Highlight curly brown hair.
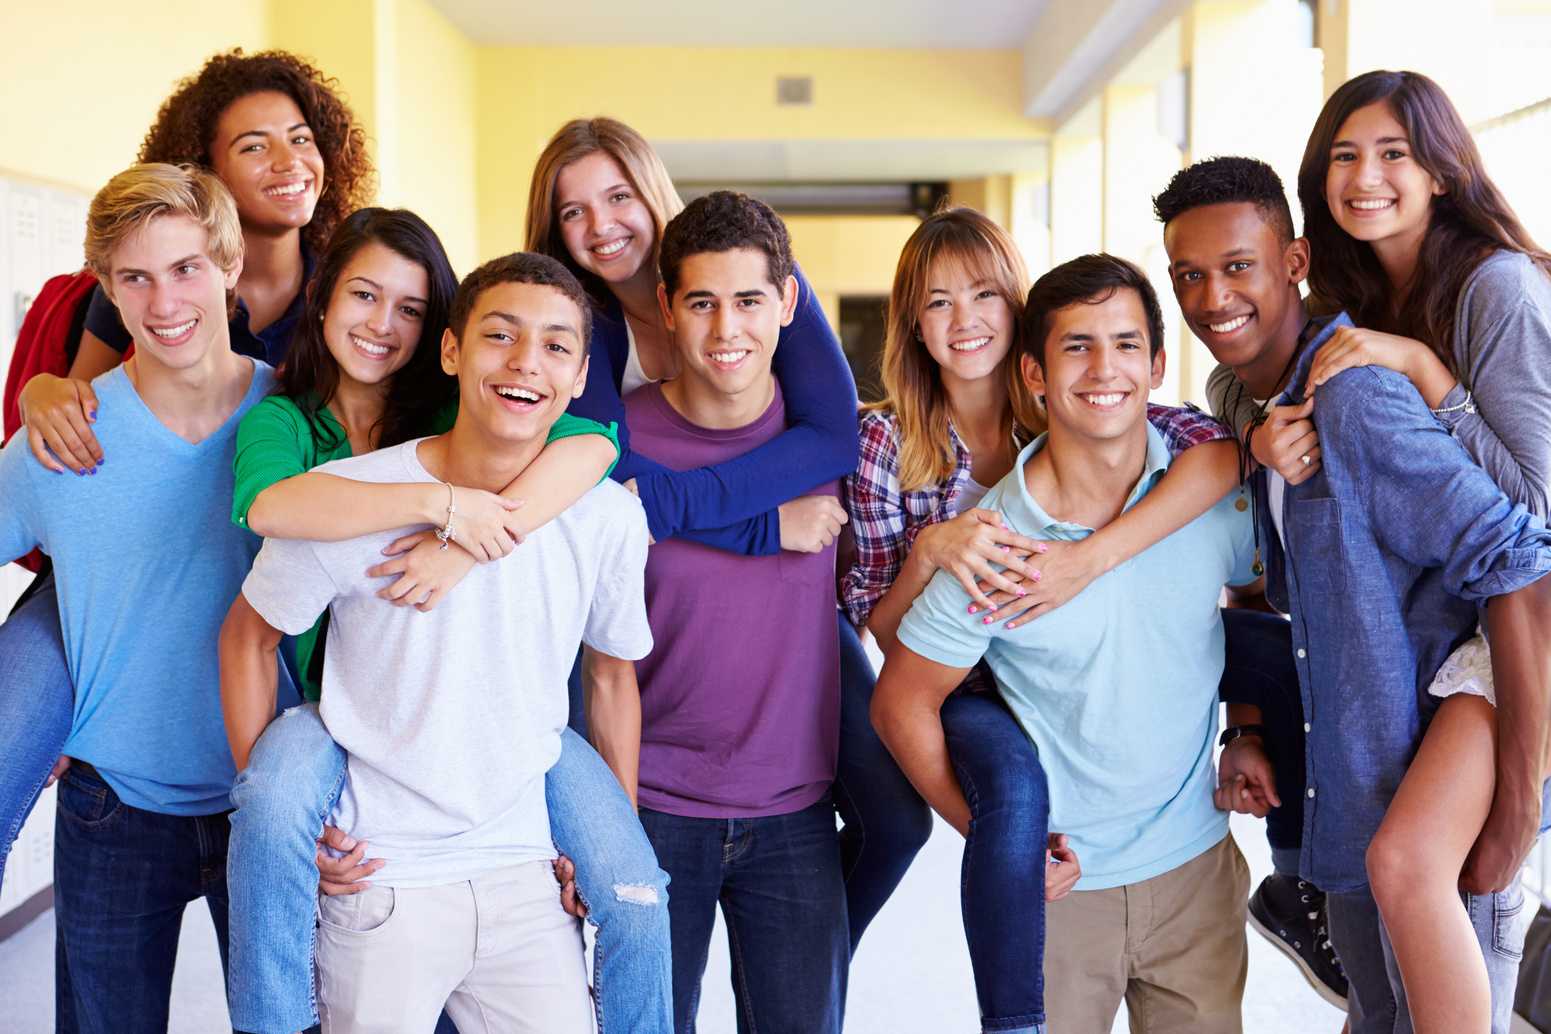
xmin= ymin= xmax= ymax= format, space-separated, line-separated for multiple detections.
xmin=138 ymin=48 xmax=375 ymax=254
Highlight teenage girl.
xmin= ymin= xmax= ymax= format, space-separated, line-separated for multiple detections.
xmin=0 ymin=48 xmax=372 ymax=889
xmin=848 ymin=206 xmax=1244 ymax=1031
xmin=523 ymin=117 xmax=929 ymax=947
xmin=221 ymin=207 xmax=671 ymax=1034
xmin=1294 ymin=70 xmax=1551 ymax=1034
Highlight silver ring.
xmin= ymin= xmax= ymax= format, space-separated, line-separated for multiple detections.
xmin=1301 ymin=454 xmax=1312 ymax=466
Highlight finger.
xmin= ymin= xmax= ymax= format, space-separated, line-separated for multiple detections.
xmin=27 ymin=426 xmax=66 ymax=474
xmin=1003 ymin=599 xmax=1054 ymax=629
xmin=981 ymin=590 xmax=1040 ymax=627
xmin=953 ymin=568 xmax=998 ymax=612
xmin=42 ymin=425 xmax=91 ymax=475
xmin=969 ymin=558 xmax=1027 ymax=599
xmin=367 ymin=557 xmax=408 ymax=580
xmin=318 ymin=826 xmax=359 ymax=852
xmin=501 ymin=497 xmax=525 ymax=511
xmin=62 ymin=406 xmax=104 ymax=466
xmin=415 ymin=586 xmax=449 ymax=613
xmin=380 ymin=535 xmax=421 ymax=557
xmin=377 ymin=572 xmax=421 ymax=602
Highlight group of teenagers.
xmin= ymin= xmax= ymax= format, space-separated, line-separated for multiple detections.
xmin=2 ymin=45 xmax=1551 ymax=1034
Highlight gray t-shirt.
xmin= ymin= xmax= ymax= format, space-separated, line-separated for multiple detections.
xmin=241 ymin=438 xmax=653 ymax=888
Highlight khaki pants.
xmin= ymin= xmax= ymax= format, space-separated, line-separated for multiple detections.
xmin=1043 ymin=833 xmax=1250 ymax=1034
xmin=315 ymin=860 xmax=591 ymax=1034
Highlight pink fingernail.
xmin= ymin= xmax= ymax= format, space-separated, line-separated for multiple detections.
xmin=1032 ymin=572 xmax=1041 ymax=581
xmin=967 ymin=605 xmax=977 ymax=614
xmin=1038 ymin=543 xmax=1048 ymax=552
xmin=982 ymin=615 xmax=994 ymax=625
xmin=1001 ymin=545 xmax=1010 ymax=552
xmin=1016 ymin=588 xmax=1026 ymax=597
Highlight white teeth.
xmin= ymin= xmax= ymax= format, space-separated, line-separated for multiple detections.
xmin=1351 ymin=199 xmax=1394 ymax=210
xmin=264 ymin=181 xmax=308 ymax=197
xmin=710 ymin=350 xmax=749 ymax=363
xmin=950 ymin=337 xmax=991 ymax=351
xmin=1209 ymin=316 xmax=1249 ymax=333
xmin=1083 ymin=393 xmax=1125 ymax=407
xmin=594 ymin=239 xmax=628 ymax=256
xmin=152 ymin=320 xmax=195 ymax=338
xmin=496 ymin=386 xmax=541 ymax=402
xmin=352 ymin=335 xmax=390 ymax=357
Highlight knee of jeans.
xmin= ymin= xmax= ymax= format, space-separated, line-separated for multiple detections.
xmin=967 ymin=753 xmax=1049 ymax=822
xmin=581 ymin=864 xmax=671 ymax=928
xmin=230 ymin=709 xmax=344 ymax=834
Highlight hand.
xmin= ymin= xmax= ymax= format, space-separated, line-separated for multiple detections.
xmin=971 ymin=539 xmax=1092 ymax=629
xmin=1304 ymin=326 xmax=1434 ymax=397
xmin=1253 ymin=400 xmax=1321 ymax=485
xmin=553 ymin=854 xmax=588 ymax=918
xmin=779 ymin=494 xmax=848 ymax=553
xmin=19 ymin=373 xmax=102 ymax=474
xmin=43 ymin=755 xmax=70 ymax=788
xmin=316 ymin=825 xmax=385 ymax=896
xmin=914 ymin=509 xmax=1048 ymax=612
xmin=1461 ymin=787 xmax=1541 ymax=895
xmin=1045 ymin=833 xmax=1081 ymax=901
xmin=369 ymin=529 xmax=478 ymax=611
xmin=445 ymin=488 xmax=527 ymax=562
xmin=1213 ymin=736 xmax=1281 ymax=817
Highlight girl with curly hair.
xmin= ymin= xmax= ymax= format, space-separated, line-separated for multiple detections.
xmin=17 ymin=47 xmax=374 ymax=475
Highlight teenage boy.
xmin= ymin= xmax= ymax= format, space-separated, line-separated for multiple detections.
xmin=624 ymin=190 xmax=848 ymax=1034
xmin=1157 ymin=155 xmax=1551 ymax=1034
xmin=220 ymin=252 xmax=652 ymax=1033
xmin=874 ymin=254 xmax=1261 ymax=1034
xmin=0 ymin=163 xmax=289 ymax=1032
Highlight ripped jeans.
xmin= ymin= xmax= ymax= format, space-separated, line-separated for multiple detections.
xmin=226 ymin=703 xmax=672 ymax=1034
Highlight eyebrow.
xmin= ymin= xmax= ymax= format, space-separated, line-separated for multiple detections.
xmin=115 ymin=253 xmax=205 ymax=277
xmin=557 ymin=182 xmax=633 ymax=209
xmin=681 ymin=287 xmax=771 ymax=300
xmin=928 ymin=279 xmax=992 ymax=293
xmin=1332 ymin=135 xmax=1409 ymax=148
xmin=347 ymin=276 xmax=428 ymax=306
xmin=483 ymin=310 xmax=576 ymax=336
xmin=1060 ymin=328 xmax=1143 ymax=342
xmin=230 ymin=123 xmax=309 ymax=145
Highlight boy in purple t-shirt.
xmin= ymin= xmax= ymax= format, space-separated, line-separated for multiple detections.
xmin=622 ymin=191 xmax=848 ymax=1034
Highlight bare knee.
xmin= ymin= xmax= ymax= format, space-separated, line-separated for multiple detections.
xmin=1367 ymin=824 xmax=1422 ymax=912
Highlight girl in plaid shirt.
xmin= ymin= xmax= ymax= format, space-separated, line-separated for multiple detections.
xmin=843 ymin=207 xmax=1239 ymax=1033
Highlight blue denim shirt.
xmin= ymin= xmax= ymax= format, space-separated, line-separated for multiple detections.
xmin=1276 ymin=314 xmax=1551 ymax=892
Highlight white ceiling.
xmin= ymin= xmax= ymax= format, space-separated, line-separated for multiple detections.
xmin=654 ymin=138 xmax=1050 ymax=182
xmin=427 ymin=0 xmax=1050 ymax=49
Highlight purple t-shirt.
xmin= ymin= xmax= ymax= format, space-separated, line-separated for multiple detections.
xmin=624 ymin=382 xmax=841 ymax=818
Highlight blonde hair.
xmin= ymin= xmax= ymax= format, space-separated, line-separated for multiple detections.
xmin=524 ymin=117 xmax=684 ymax=295
xmin=85 ymin=163 xmax=242 ymax=281
xmin=870 ymin=206 xmax=1043 ymax=490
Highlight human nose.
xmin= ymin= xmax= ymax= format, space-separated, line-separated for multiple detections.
xmin=1353 ymin=151 xmax=1384 ymax=188
xmin=366 ymin=298 xmax=393 ymax=336
xmin=147 ymin=278 xmax=180 ymax=318
xmin=1205 ymin=273 xmax=1233 ymax=313
xmin=507 ymin=336 xmax=542 ymax=373
xmin=711 ymin=303 xmax=738 ymax=342
xmin=271 ymin=137 xmax=301 ymax=171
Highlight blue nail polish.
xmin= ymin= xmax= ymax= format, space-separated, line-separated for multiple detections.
xmin=96 ymin=458 xmax=105 ymax=466
xmin=89 ymin=411 xmax=96 ymax=420
xmin=76 ymin=469 xmax=85 ymax=476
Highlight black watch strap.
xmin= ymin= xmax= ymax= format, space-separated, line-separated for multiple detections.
xmin=1219 ymin=724 xmax=1267 ymax=747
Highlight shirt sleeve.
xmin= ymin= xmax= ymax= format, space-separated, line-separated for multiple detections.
xmin=609 ymin=264 xmax=859 ymax=555
xmin=840 ymin=411 xmax=909 ymax=627
xmin=896 ymin=566 xmax=995 ymax=670
xmin=1205 ymin=362 xmax=1264 ymax=441
xmin=0 ymin=435 xmax=42 ymax=564
xmin=581 ymin=494 xmax=654 ymax=661
xmin=82 ymin=283 xmax=132 ymax=353
xmin=241 ymin=537 xmax=339 ymax=636
xmin=544 ymin=412 xmax=620 ymax=483
xmin=1145 ymin=403 xmax=1233 ymax=458
xmin=1435 ymin=259 xmax=1551 ymax=518
xmin=1317 ymin=365 xmax=1551 ymax=602
xmin=231 ymin=398 xmax=316 ymax=528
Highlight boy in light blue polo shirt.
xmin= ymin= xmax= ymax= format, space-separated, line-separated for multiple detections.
xmin=874 ymin=254 xmax=1262 ymax=1034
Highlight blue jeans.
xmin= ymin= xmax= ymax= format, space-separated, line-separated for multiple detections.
xmin=0 ymin=575 xmax=73 ymax=887
xmin=1328 ymin=879 xmax=1528 ymax=1034
xmin=226 ymin=703 xmax=672 ymax=1034
xmin=1218 ymin=608 xmax=1305 ymax=854
xmin=639 ymin=797 xmax=849 ymax=1034
xmin=942 ymin=690 xmax=1050 ymax=1034
xmin=834 ymin=612 xmax=933 ymax=950
xmin=53 ymin=763 xmax=232 ymax=1034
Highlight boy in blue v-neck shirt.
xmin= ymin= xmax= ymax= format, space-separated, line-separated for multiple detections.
xmin=0 ymin=163 xmax=290 ymax=1032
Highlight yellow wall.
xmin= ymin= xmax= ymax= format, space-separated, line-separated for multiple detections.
xmin=0 ymin=0 xmax=269 ymax=192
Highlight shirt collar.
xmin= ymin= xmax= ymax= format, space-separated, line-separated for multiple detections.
xmin=1003 ymin=422 xmax=1172 ymax=536
xmin=1277 ymin=312 xmax=1355 ymax=408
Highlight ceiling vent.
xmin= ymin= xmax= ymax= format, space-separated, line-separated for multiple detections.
xmin=777 ymin=77 xmax=813 ymax=106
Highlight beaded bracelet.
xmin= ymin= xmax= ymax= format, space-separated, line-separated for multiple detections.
xmin=435 ymin=482 xmax=457 ymax=550
xmin=1432 ymin=390 xmax=1477 ymax=417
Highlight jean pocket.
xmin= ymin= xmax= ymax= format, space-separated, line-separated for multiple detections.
xmin=55 ymin=768 xmax=126 ymax=830
xmin=1491 ymin=883 xmax=1526 ymax=960
xmin=317 ymin=885 xmax=397 ymax=935
xmin=1287 ymin=496 xmax=1347 ymax=595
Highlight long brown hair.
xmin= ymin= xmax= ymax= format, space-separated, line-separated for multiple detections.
xmin=1299 ymin=70 xmax=1551 ymax=375
xmin=869 ymin=206 xmax=1044 ymax=490
xmin=524 ymin=117 xmax=683 ymax=302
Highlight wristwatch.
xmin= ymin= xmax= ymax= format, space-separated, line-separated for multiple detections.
xmin=1219 ymin=724 xmax=1267 ymax=747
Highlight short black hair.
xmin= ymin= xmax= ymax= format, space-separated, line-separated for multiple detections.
xmin=1021 ymin=253 xmax=1165 ymax=366
xmin=1152 ymin=156 xmax=1295 ymax=244
xmin=659 ymin=190 xmax=795 ymax=302
xmin=448 ymin=251 xmax=592 ymax=347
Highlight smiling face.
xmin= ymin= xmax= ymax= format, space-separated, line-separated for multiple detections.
xmin=100 ymin=213 xmax=240 ymax=371
xmin=321 ymin=241 xmax=430 ymax=392
xmin=553 ymin=151 xmax=657 ymax=285
xmin=208 ymin=90 xmax=326 ymax=235
xmin=917 ymin=253 xmax=1016 ymax=392
xmin=1325 ymin=101 xmax=1443 ymax=260
xmin=442 ymin=281 xmax=589 ymax=445
xmin=1165 ymin=201 xmax=1308 ymax=371
xmin=1023 ymin=287 xmax=1164 ymax=444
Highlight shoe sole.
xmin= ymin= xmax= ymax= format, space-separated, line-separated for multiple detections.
xmin=1247 ymin=908 xmax=1349 ymax=1011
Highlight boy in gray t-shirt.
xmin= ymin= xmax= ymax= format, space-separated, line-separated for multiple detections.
xmin=222 ymin=253 xmax=652 ymax=1033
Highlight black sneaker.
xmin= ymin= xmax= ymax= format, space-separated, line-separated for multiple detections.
xmin=1247 ymin=872 xmax=1349 ymax=1009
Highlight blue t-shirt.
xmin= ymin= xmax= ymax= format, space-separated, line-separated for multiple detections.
xmin=898 ymin=425 xmax=1258 ymax=890
xmin=0 ymin=362 xmax=289 ymax=815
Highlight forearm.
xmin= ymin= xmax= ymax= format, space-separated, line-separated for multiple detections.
xmin=247 ymin=473 xmax=439 ymax=541
xmin=218 ymin=594 xmax=283 ymax=771
xmin=498 ymin=434 xmax=616 ymax=533
xmin=581 ymin=647 xmax=642 ymax=807
xmin=867 ymin=551 xmax=937 ymax=655
xmin=871 ymin=648 xmax=973 ymax=835
xmin=66 ymin=331 xmax=123 ymax=381
xmin=1225 ymin=703 xmax=1264 ymax=727
xmin=1487 ymin=575 xmax=1551 ymax=804
xmin=1082 ymin=438 xmax=1239 ymax=572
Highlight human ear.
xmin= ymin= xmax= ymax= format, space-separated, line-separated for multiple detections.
xmin=658 ymin=282 xmax=675 ymax=333
xmin=1150 ymin=346 xmax=1167 ymax=391
xmin=223 ymin=248 xmax=245 ymax=291
xmin=440 ymin=327 xmax=459 ymax=376
xmin=778 ymin=275 xmax=799 ymax=327
xmin=571 ymin=352 xmax=589 ymax=399
xmin=1021 ymin=351 xmax=1046 ymax=397
xmin=1286 ymin=237 xmax=1311 ymax=286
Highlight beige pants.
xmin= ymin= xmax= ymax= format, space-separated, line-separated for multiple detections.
xmin=1043 ymin=833 xmax=1250 ymax=1034
xmin=315 ymin=860 xmax=592 ymax=1034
